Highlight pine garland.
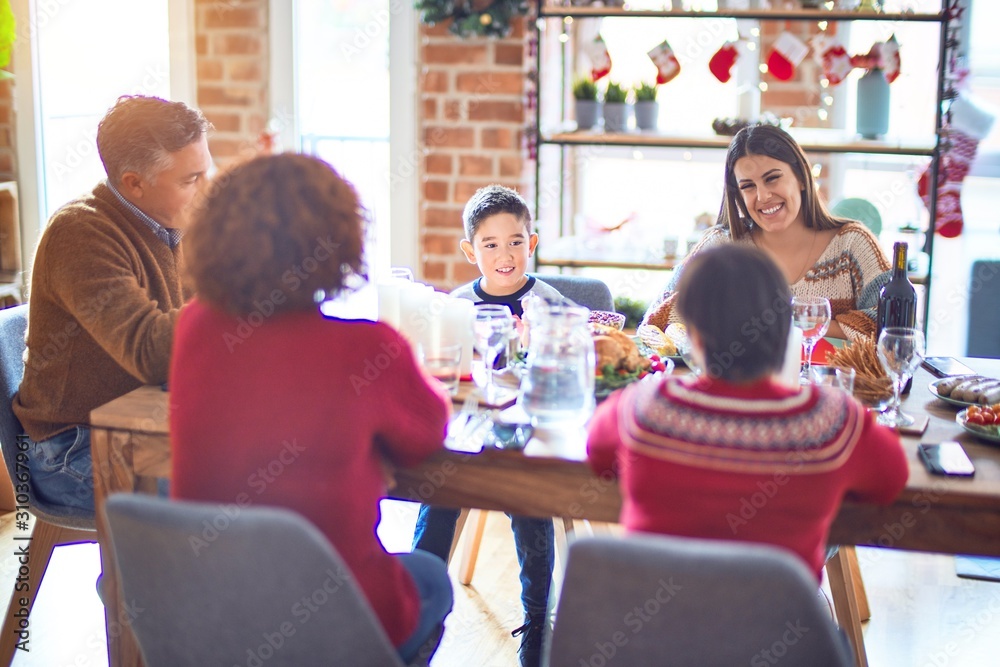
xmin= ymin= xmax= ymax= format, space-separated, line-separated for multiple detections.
xmin=415 ymin=0 xmax=528 ymax=39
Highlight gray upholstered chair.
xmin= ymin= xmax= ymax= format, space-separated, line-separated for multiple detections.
xmin=0 ymin=304 xmax=97 ymax=663
xmin=546 ymin=534 xmax=854 ymax=667
xmin=966 ymin=259 xmax=1000 ymax=358
xmin=104 ymin=493 xmax=430 ymax=667
xmin=535 ymin=274 xmax=614 ymax=312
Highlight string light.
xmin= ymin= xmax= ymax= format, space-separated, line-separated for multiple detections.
xmin=759 ymin=64 xmax=768 ymax=74
xmin=559 ymin=33 xmax=569 ymax=43
xmin=818 ymin=108 xmax=829 ymax=120
xmin=759 ymin=82 xmax=768 ymax=92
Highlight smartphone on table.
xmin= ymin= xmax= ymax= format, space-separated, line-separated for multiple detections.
xmin=917 ymin=441 xmax=975 ymax=477
xmin=922 ymin=357 xmax=977 ymax=378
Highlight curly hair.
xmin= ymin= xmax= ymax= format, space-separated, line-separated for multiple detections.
xmin=719 ymin=124 xmax=849 ymax=240
xmin=97 ymin=95 xmax=212 ymax=186
xmin=185 ymin=153 xmax=366 ymax=315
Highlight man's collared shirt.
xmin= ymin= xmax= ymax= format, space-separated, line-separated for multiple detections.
xmin=107 ymin=181 xmax=183 ymax=248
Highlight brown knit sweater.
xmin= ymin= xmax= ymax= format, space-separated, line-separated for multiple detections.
xmin=14 ymin=183 xmax=190 ymax=441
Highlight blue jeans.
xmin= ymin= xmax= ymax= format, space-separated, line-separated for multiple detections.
xmin=412 ymin=505 xmax=554 ymax=619
xmin=27 ymin=426 xmax=95 ymax=512
xmin=395 ymin=550 xmax=453 ymax=663
xmin=26 ymin=426 xmax=171 ymax=514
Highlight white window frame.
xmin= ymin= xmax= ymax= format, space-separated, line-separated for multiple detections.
xmin=269 ymin=2 xmax=419 ymax=275
xmin=11 ymin=0 xmax=197 ymax=280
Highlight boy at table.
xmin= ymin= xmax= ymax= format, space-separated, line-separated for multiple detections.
xmin=411 ymin=184 xmax=561 ymax=667
xmin=587 ymin=244 xmax=908 ymax=580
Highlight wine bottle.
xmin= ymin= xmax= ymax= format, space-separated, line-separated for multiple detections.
xmin=877 ymin=242 xmax=917 ymax=336
xmin=878 ymin=242 xmax=918 ymax=393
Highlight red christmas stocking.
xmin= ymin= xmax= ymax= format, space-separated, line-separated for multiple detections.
xmin=766 ymin=32 xmax=808 ymax=81
xmin=820 ymin=42 xmax=853 ymax=86
xmin=585 ymin=35 xmax=612 ymax=81
xmin=918 ymin=95 xmax=997 ymax=238
xmin=882 ymin=34 xmax=901 ymax=83
xmin=709 ymin=42 xmax=739 ymax=83
xmin=648 ymin=40 xmax=681 ymax=85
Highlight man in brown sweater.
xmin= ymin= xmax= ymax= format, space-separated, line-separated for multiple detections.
xmin=13 ymin=95 xmax=213 ymax=512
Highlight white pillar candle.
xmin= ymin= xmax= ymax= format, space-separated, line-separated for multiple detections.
xmin=397 ymin=283 xmax=435 ymax=348
xmin=376 ymin=282 xmax=401 ymax=329
xmin=440 ymin=297 xmax=476 ymax=377
xmin=779 ymin=323 xmax=804 ymax=388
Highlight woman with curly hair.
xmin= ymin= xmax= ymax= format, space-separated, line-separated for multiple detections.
xmin=169 ymin=153 xmax=453 ymax=663
xmin=643 ymin=124 xmax=890 ymax=342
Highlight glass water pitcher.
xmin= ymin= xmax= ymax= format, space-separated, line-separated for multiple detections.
xmin=519 ymin=303 xmax=595 ymax=426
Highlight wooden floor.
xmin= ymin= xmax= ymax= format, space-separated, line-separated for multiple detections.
xmin=3 ymin=500 xmax=1000 ymax=666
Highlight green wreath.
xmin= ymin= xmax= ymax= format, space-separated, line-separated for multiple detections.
xmin=415 ymin=0 xmax=528 ymax=39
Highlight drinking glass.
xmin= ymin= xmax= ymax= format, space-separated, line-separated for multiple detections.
xmin=390 ymin=266 xmax=414 ymax=282
xmin=792 ymin=296 xmax=832 ymax=385
xmin=876 ymin=326 xmax=925 ymax=427
xmin=472 ymin=304 xmax=514 ymax=402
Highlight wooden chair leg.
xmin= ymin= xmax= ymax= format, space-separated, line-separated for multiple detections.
xmin=447 ymin=507 xmax=472 ymax=565
xmin=844 ymin=546 xmax=871 ymax=622
xmin=1 ymin=519 xmax=87 ymax=664
xmin=826 ymin=547 xmax=868 ymax=667
xmin=457 ymin=509 xmax=489 ymax=586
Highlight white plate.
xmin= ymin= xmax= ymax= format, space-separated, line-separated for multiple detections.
xmin=956 ymin=408 xmax=1000 ymax=444
xmin=928 ymin=377 xmax=987 ymax=408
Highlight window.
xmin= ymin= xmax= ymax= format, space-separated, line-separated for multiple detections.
xmin=33 ymin=0 xmax=172 ymax=221
xmin=273 ymin=1 xmax=417 ymax=278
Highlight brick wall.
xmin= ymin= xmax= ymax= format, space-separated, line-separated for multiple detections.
xmin=0 ymin=78 xmax=13 ymax=182
xmin=418 ymin=19 xmax=531 ymax=289
xmin=194 ymin=0 xmax=270 ymax=168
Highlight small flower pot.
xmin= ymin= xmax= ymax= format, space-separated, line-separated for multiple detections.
xmin=603 ymin=102 xmax=631 ymax=133
xmin=574 ymin=99 xmax=601 ymax=131
xmin=634 ymin=101 xmax=659 ymax=131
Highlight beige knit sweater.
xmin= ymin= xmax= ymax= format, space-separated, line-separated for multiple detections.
xmin=642 ymin=222 xmax=891 ymax=342
xmin=14 ymin=183 xmax=189 ymax=441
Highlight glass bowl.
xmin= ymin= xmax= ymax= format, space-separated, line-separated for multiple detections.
xmin=588 ymin=310 xmax=626 ymax=331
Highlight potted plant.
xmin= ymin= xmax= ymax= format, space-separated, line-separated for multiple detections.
xmin=603 ymin=81 xmax=630 ymax=133
xmin=572 ymin=75 xmax=600 ymax=131
xmin=633 ymin=81 xmax=659 ymax=131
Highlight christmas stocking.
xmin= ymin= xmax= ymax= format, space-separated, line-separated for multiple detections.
xmin=585 ymin=35 xmax=612 ymax=81
xmin=709 ymin=42 xmax=739 ymax=83
xmin=882 ymin=34 xmax=901 ymax=83
xmin=648 ymin=40 xmax=681 ymax=85
xmin=819 ymin=42 xmax=853 ymax=85
xmin=918 ymin=94 xmax=997 ymax=238
xmin=766 ymin=32 xmax=808 ymax=81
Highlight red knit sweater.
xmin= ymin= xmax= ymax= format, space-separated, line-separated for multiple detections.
xmin=170 ymin=299 xmax=450 ymax=647
xmin=587 ymin=375 xmax=908 ymax=580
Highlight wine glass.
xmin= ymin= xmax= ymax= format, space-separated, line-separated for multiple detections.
xmin=472 ymin=304 xmax=514 ymax=402
xmin=792 ymin=296 xmax=832 ymax=385
xmin=876 ymin=326 xmax=925 ymax=428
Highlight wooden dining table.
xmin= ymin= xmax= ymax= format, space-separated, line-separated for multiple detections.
xmin=90 ymin=360 xmax=1000 ymax=667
